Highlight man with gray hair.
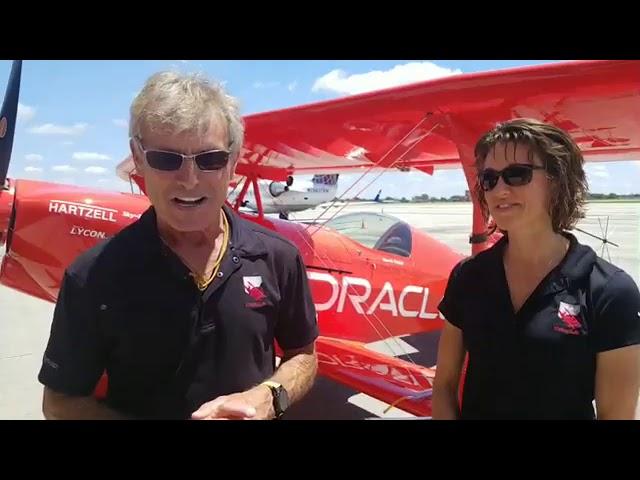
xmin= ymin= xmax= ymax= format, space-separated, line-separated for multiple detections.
xmin=37 ymin=71 xmax=319 ymax=420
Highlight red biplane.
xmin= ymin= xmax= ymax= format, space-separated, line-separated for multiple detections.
xmin=0 ymin=60 xmax=638 ymax=417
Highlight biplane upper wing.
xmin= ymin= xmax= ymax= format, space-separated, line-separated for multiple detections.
xmin=117 ymin=60 xmax=640 ymax=187
xmin=236 ymin=59 xmax=640 ymax=180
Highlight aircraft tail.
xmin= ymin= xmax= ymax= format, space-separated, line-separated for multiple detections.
xmin=374 ymin=189 xmax=382 ymax=202
xmin=311 ymin=174 xmax=339 ymax=186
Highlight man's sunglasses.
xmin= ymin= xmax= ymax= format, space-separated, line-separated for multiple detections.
xmin=134 ymin=137 xmax=230 ymax=172
xmin=478 ymin=164 xmax=546 ymax=192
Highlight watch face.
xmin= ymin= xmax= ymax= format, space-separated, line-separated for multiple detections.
xmin=278 ymin=386 xmax=290 ymax=412
xmin=273 ymin=386 xmax=290 ymax=417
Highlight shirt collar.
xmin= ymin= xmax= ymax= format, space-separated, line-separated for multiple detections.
xmin=137 ymin=204 xmax=268 ymax=260
xmin=493 ymin=231 xmax=596 ymax=295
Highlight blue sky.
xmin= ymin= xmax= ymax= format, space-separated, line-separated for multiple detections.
xmin=2 ymin=59 xmax=638 ymax=199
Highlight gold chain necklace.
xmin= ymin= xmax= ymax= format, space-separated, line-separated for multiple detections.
xmin=191 ymin=211 xmax=229 ymax=291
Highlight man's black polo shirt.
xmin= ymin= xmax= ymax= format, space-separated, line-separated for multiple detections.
xmin=38 ymin=205 xmax=319 ymax=419
xmin=438 ymin=233 xmax=640 ymax=420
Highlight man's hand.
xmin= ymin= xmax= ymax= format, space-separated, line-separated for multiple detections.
xmin=191 ymin=342 xmax=317 ymax=420
xmin=191 ymin=385 xmax=274 ymax=420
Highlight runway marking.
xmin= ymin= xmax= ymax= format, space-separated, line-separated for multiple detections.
xmin=347 ymin=393 xmax=416 ymax=418
xmin=0 ymin=353 xmax=33 ymax=360
xmin=364 ymin=335 xmax=418 ymax=357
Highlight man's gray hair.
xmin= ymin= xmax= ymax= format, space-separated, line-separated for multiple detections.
xmin=129 ymin=71 xmax=245 ymax=161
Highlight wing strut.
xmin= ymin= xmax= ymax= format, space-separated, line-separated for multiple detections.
xmin=250 ymin=175 xmax=264 ymax=220
xmin=303 ymin=113 xmax=442 ymax=233
xmin=227 ymin=172 xmax=266 ymax=220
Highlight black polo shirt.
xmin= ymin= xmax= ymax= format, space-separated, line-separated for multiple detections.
xmin=438 ymin=233 xmax=640 ymax=420
xmin=38 ymin=205 xmax=319 ymax=419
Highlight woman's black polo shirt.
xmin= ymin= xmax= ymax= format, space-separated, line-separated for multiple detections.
xmin=38 ymin=205 xmax=319 ymax=419
xmin=438 ymin=233 xmax=640 ymax=420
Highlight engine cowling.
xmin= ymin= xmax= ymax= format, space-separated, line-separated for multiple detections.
xmin=268 ymin=181 xmax=287 ymax=198
xmin=0 ymin=179 xmax=150 ymax=302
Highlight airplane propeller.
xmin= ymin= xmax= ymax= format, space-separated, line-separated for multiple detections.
xmin=0 ymin=60 xmax=21 ymax=249
xmin=0 ymin=60 xmax=21 ymax=187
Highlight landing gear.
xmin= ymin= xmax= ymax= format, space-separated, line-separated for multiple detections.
xmin=279 ymin=211 xmax=290 ymax=220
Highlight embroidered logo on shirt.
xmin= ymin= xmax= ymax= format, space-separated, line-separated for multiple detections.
xmin=244 ymin=276 xmax=267 ymax=308
xmin=554 ymin=301 xmax=585 ymax=335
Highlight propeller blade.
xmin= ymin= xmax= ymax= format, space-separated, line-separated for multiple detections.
xmin=0 ymin=60 xmax=22 ymax=186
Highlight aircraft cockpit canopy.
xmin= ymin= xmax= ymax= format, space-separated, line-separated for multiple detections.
xmin=323 ymin=212 xmax=412 ymax=257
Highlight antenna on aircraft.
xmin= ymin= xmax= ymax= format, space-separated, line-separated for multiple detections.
xmin=574 ymin=215 xmax=618 ymax=262
xmin=0 ymin=60 xmax=22 ymax=186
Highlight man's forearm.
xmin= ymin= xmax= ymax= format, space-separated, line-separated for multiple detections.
xmin=270 ymin=351 xmax=318 ymax=404
xmin=43 ymin=389 xmax=129 ymax=420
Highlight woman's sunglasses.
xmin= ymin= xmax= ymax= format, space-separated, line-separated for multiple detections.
xmin=478 ymin=163 xmax=546 ymax=192
xmin=134 ymin=137 xmax=230 ymax=172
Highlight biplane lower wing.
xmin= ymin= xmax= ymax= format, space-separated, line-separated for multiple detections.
xmin=315 ymin=336 xmax=434 ymax=417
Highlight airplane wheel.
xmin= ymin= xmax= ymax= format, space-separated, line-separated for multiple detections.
xmin=279 ymin=212 xmax=289 ymax=220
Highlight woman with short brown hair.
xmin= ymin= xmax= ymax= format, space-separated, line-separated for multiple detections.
xmin=432 ymin=118 xmax=640 ymax=420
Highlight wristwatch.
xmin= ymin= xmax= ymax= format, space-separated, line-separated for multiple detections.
xmin=261 ymin=381 xmax=290 ymax=419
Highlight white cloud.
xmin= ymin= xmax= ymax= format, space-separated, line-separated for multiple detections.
xmin=25 ymin=153 xmax=43 ymax=162
xmin=60 ymin=141 xmax=74 ymax=146
xmin=112 ymin=119 xmax=128 ymax=128
xmin=72 ymin=152 xmax=111 ymax=162
xmin=583 ymin=161 xmax=640 ymax=194
xmin=84 ymin=166 xmax=108 ymax=175
xmin=312 ymin=62 xmax=462 ymax=96
xmin=586 ymin=164 xmax=610 ymax=179
xmin=52 ymin=165 xmax=77 ymax=173
xmin=17 ymin=103 xmax=36 ymax=123
xmin=253 ymin=81 xmax=280 ymax=89
xmin=287 ymin=81 xmax=298 ymax=92
xmin=28 ymin=123 xmax=88 ymax=136
xmin=24 ymin=166 xmax=43 ymax=173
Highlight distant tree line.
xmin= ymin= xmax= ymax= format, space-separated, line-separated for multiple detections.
xmin=587 ymin=193 xmax=640 ymax=200
xmin=339 ymin=191 xmax=640 ymax=203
